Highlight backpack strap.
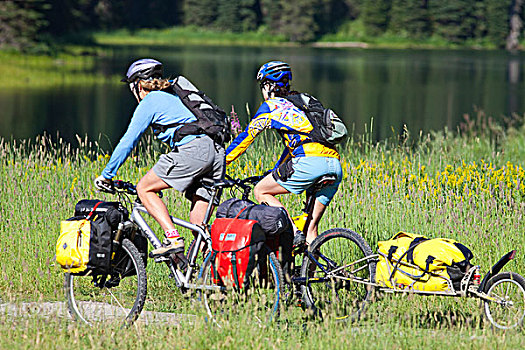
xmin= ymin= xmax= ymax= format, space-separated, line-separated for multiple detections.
xmin=86 ymin=201 xmax=103 ymax=220
xmin=406 ymin=237 xmax=428 ymax=264
xmin=230 ymin=251 xmax=241 ymax=290
xmin=210 ymin=250 xmax=219 ymax=283
xmin=389 ymin=237 xmax=429 ymax=281
xmin=151 ymin=76 xmax=230 ymax=146
xmin=281 ymin=93 xmax=336 ymax=149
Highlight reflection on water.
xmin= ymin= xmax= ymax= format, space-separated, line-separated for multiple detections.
xmin=1 ymin=46 xmax=525 ymax=147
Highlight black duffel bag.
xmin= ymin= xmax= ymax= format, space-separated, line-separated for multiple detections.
xmin=75 ymin=199 xmax=128 ymax=221
xmin=216 ymin=198 xmax=291 ymax=236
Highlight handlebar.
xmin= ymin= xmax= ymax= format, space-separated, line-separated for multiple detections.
xmin=113 ymin=180 xmax=138 ymax=195
xmin=223 ymin=172 xmax=270 ymax=201
xmin=98 ymin=172 xmax=271 ymax=201
xmin=98 ymin=179 xmax=164 ymax=199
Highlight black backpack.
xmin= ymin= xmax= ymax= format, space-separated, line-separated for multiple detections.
xmin=284 ymin=93 xmax=347 ymax=147
xmin=152 ymin=76 xmax=231 ymax=147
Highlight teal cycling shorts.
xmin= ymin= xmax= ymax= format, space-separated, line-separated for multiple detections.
xmin=273 ymin=156 xmax=342 ymax=206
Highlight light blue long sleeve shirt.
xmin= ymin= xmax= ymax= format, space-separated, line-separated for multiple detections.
xmin=102 ymin=91 xmax=202 ymax=179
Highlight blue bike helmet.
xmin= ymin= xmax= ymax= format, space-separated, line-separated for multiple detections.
xmin=256 ymin=61 xmax=292 ymax=89
xmin=121 ymin=58 xmax=163 ymax=83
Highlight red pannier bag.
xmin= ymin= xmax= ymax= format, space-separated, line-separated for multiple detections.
xmin=210 ymin=217 xmax=266 ymax=289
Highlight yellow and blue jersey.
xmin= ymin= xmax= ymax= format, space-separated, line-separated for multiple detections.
xmin=226 ymin=97 xmax=339 ymax=165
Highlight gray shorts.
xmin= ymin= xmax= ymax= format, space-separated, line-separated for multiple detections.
xmin=152 ymin=136 xmax=225 ymax=204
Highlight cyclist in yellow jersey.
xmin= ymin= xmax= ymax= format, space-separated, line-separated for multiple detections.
xmin=226 ymin=61 xmax=343 ymax=246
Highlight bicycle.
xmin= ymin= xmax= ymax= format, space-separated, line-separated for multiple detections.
xmin=222 ymin=174 xmax=376 ymax=323
xmin=64 ymin=178 xmax=283 ymax=327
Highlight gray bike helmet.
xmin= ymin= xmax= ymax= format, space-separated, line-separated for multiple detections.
xmin=121 ymin=58 xmax=163 ymax=83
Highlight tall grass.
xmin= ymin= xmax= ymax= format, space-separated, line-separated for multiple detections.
xmin=1 ymin=116 xmax=524 ymax=348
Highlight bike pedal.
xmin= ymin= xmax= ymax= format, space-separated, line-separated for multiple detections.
xmin=153 ymin=256 xmax=170 ymax=263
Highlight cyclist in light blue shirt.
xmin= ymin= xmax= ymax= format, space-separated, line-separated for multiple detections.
xmin=101 ymin=89 xmax=200 ymax=179
xmin=95 ymin=59 xmax=225 ymax=258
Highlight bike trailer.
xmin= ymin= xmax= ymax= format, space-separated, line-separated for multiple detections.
xmin=56 ymin=199 xmax=127 ymax=275
xmin=209 ymin=216 xmax=266 ymax=289
xmin=376 ymin=232 xmax=473 ymax=291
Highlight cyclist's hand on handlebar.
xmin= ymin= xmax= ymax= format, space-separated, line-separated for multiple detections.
xmin=94 ymin=175 xmax=114 ymax=193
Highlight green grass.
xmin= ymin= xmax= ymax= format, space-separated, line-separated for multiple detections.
xmin=0 ymin=50 xmax=118 ymax=89
xmin=318 ymin=18 xmax=499 ymax=50
xmin=93 ymin=26 xmax=288 ymax=47
xmin=1 ymin=315 xmax=524 ymax=350
xmin=1 ymin=117 xmax=525 ymax=348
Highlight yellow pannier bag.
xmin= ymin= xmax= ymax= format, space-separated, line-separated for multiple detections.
xmin=376 ymin=232 xmax=473 ymax=292
xmin=56 ymin=219 xmax=90 ymax=273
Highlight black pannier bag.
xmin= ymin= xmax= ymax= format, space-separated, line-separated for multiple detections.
xmin=74 ymin=200 xmax=128 ymax=274
xmin=216 ymin=198 xmax=291 ymax=237
xmin=216 ymin=198 xmax=293 ymax=275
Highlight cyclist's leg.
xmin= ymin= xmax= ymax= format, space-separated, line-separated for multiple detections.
xmin=144 ymin=136 xmax=221 ymax=255
xmin=306 ymin=199 xmax=327 ymax=244
xmin=136 ymin=170 xmax=174 ymax=231
xmin=253 ymin=174 xmax=290 ymax=207
xmin=189 ymin=195 xmax=212 ymax=225
xmin=308 ymin=157 xmax=343 ymax=242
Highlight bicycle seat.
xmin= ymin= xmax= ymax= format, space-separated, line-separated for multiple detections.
xmin=311 ymin=174 xmax=337 ymax=191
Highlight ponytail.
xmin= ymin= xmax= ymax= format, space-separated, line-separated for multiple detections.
xmin=139 ymin=78 xmax=171 ymax=92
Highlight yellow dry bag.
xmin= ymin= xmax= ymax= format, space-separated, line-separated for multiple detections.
xmin=376 ymin=232 xmax=473 ymax=292
xmin=56 ymin=219 xmax=91 ymax=273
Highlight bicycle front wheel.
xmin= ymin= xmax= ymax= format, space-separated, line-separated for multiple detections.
xmin=65 ymin=238 xmax=147 ymax=326
xmin=300 ymin=228 xmax=376 ymax=322
xmin=198 ymin=248 xmax=283 ymax=327
xmin=483 ymin=271 xmax=525 ymax=330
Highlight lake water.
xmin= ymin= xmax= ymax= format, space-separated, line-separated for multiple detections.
xmin=2 ymin=46 xmax=525 ymax=147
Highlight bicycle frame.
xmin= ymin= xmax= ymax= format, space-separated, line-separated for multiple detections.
xmin=124 ymin=182 xmax=223 ymax=291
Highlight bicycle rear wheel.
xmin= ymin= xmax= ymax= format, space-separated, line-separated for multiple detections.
xmin=300 ymin=228 xmax=376 ymax=322
xmin=483 ymin=271 xmax=525 ymax=330
xmin=65 ymin=238 xmax=147 ymax=326
xmin=198 ymin=247 xmax=283 ymax=327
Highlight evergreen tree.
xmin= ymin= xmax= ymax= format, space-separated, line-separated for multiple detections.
xmin=315 ymin=0 xmax=352 ymax=34
xmin=0 ymin=0 xmax=48 ymax=50
xmin=472 ymin=0 xmax=488 ymax=39
xmin=184 ymin=0 xmax=217 ymax=27
xmin=428 ymin=0 xmax=476 ymax=42
xmin=239 ymin=0 xmax=260 ymax=32
xmin=216 ymin=0 xmax=241 ymax=32
xmin=278 ymin=0 xmax=318 ymax=42
xmin=389 ymin=0 xmax=430 ymax=38
xmin=260 ymin=0 xmax=282 ymax=30
xmin=215 ymin=0 xmax=258 ymax=32
xmin=361 ymin=0 xmax=392 ymax=36
xmin=485 ymin=0 xmax=512 ymax=48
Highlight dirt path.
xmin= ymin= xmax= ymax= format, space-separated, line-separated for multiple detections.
xmin=0 ymin=302 xmax=196 ymax=325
